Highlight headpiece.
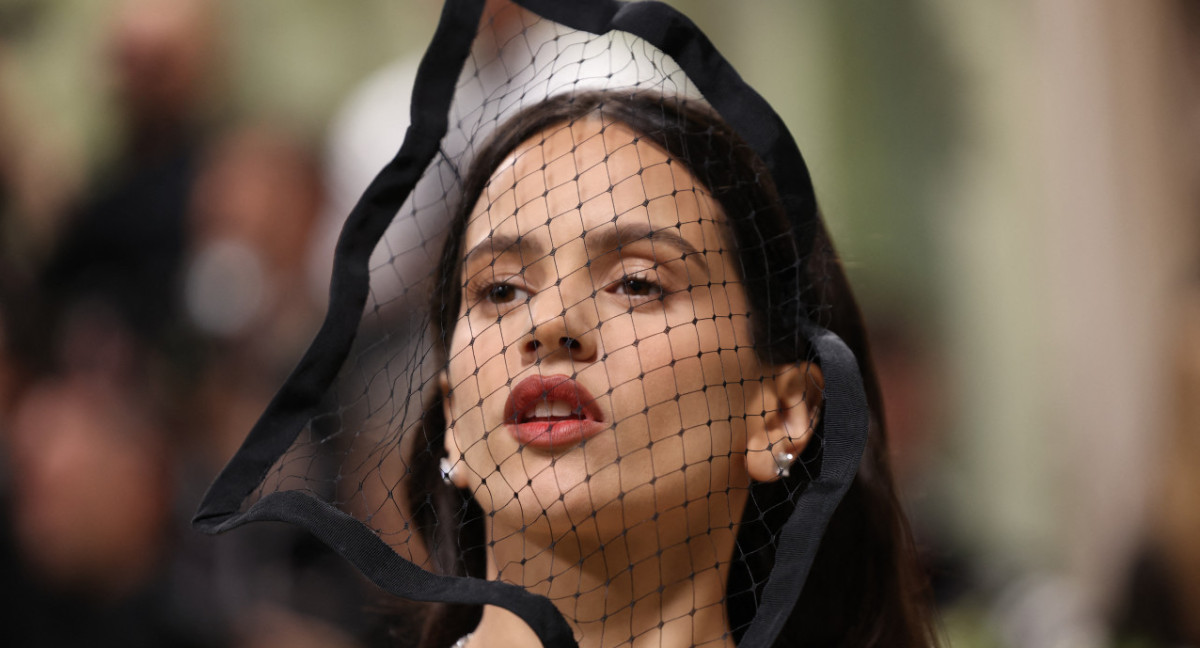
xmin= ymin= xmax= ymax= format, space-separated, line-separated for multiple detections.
xmin=195 ymin=2 xmax=869 ymax=646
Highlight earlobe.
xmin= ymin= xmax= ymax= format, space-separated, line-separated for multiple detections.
xmin=745 ymin=362 xmax=824 ymax=483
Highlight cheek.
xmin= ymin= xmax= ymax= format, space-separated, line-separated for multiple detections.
xmin=446 ymin=312 xmax=551 ymax=515
xmin=603 ymin=295 xmax=758 ymax=470
xmin=445 ymin=315 xmax=509 ymax=437
xmin=599 ymin=283 xmax=761 ymax=431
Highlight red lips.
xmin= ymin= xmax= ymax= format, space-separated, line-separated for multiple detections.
xmin=504 ymin=375 xmax=604 ymax=450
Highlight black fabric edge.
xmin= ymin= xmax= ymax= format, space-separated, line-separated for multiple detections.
xmin=514 ymin=0 xmax=818 ymax=254
xmin=226 ymin=491 xmax=578 ymax=648
xmin=193 ymin=0 xmax=486 ymax=529
xmin=738 ymin=326 xmax=869 ymax=648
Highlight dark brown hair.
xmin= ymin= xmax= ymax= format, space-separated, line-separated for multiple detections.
xmin=405 ymin=91 xmax=938 ymax=647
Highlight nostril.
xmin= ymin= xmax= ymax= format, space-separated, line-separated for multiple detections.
xmin=559 ymin=336 xmax=580 ymax=350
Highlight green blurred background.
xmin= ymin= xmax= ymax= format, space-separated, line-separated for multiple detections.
xmin=0 ymin=1 xmax=1196 ymax=646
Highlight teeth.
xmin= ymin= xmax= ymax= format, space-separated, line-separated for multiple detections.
xmin=530 ymin=400 xmax=576 ymax=419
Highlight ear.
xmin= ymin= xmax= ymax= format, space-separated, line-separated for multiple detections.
xmin=439 ymin=371 xmax=469 ymax=489
xmin=745 ymin=362 xmax=824 ymax=483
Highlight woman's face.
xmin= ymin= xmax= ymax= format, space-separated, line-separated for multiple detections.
xmin=443 ymin=116 xmax=770 ymax=555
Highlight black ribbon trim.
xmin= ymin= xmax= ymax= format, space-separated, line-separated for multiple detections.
xmin=194 ymin=0 xmax=485 ymax=528
xmin=518 ymin=0 xmax=819 ymax=254
xmin=222 ymin=491 xmax=577 ymax=647
xmin=739 ymin=326 xmax=869 ymax=648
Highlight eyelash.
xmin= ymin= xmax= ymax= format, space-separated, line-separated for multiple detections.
xmin=609 ymin=271 xmax=663 ymax=300
xmin=465 ymin=269 xmax=667 ymax=311
xmin=468 ymin=277 xmax=530 ymax=307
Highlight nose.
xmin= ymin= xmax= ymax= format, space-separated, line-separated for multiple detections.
xmin=520 ymin=283 xmax=600 ymax=365
xmin=525 ymin=332 xmax=592 ymax=359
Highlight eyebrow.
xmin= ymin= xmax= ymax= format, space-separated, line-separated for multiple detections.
xmin=585 ymin=222 xmax=706 ymax=269
xmin=461 ymin=222 xmax=708 ymax=272
xmin=462 ymin=233 xmax=547 ymax=270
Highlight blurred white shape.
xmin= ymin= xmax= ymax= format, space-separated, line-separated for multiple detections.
xmin=185 ymin=238 xmax=267 ymax=337
xmin=992 ymin=574 xmax=1107 ymax=648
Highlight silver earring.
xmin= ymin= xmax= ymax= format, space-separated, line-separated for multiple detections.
xmin=774 ymin=450 xmax=796 ymax=478
xmin=440 ymin=457 xmax=454 ymax=485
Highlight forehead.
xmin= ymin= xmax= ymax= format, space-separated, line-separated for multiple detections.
xmin=462 ymin=117 xmax=724 ymax=254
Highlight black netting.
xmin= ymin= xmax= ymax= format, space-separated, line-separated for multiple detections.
xmin=195 ymin=2 xmax=879 ymax=647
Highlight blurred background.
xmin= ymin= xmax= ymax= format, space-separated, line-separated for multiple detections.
xmin=0 ymin=0 xmax=1195 ymax=646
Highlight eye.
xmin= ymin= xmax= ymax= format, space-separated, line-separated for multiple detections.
xmin=612 ymin=273 xmax=663 ymax=299
xmin=482 ymin=282 xmax=529 ymax=304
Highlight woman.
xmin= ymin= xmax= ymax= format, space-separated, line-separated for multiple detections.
xmin=195 ymin=3 xmax=938 ymax=646
xmin=404 ymin=91 xmax=937 ymax=647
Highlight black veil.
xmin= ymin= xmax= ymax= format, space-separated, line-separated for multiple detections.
xmin=194 ymin=2 xmax=869 ymax=646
